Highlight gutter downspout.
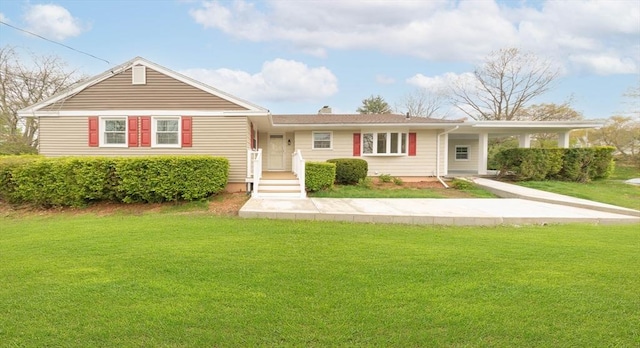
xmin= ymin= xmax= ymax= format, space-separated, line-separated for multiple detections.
xmin=436 ymin=126 xmax=459 ymax=188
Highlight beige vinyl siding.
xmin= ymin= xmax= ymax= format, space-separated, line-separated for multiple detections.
xmin=42 ymin=68 xmax=248 ymax=111
xmin=448 ymin=139 xmax=479 ymax=172
xmin=294 ymin=130 xmax=445 ymax=177
xmin=39 ymin=116 xmax=250 ymax=183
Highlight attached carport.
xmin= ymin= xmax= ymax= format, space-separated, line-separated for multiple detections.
xmin=445 ymin=120 xmax=604 ymax=176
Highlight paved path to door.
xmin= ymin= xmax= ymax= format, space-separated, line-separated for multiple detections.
xmin=239 ymin=179 xmax=640 ymax=226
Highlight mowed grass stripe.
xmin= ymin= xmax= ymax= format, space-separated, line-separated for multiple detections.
xmin=1 ymin=214 xmax=639 ymax=347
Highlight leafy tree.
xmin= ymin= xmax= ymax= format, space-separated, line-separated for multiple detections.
xmin=357 ymin=95 xmax=392 ymax=114
xmin=514 ymin=101 xmax=582 ymax=121
xmin=0 ymin=46 xmax=82 ymax=154
xmin=451 ymin=48 xmax=559 ymax=121
xmin=395 ymin=88 xmax=449 ymax=118
xmin=594 ymin=116 xmax=640 ymax=163
xmin=514 ymin=101 xmax=584 ymax=147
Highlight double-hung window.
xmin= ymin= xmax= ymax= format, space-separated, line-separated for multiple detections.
xmin=313 ymin=131 xmax=332 ymax=149
xmin=455 ymin=146 xmax=469 ymax=160
xmin=100 ymin=117 xmax=127 ymax=147
xmin=152 ymin=117 xmax=180 ymax=147
xmin=362 ymin=132 xmax=407 ymax=155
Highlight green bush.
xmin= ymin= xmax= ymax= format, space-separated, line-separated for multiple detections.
xmin=0 ymin=155 xmax=41 ymax=204
xmin=327 ymin=158 xmax=368 ymax=184
xmin=357 ymin=177 xmax=373 ymax=189
xmin=0 ymin=155 xmax=228 ymax=207
xmin=495 ymin=148 xmax=563 ymax=181
xmin=450 ymin=178 xmax=474 ymax=190
xmin=392 ymin=177 xmax=404 ymax=186
xmin=495 ymin=147 xmax=615 ymax=182
xmin=378 ymin=174 xmax=392 ymax=183
xmin=115 ymin=156 xmax=228 ymax=203
xmin=305 ymin=162 xmax=336 ymax=192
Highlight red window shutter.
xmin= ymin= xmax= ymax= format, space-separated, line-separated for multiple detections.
xmin=250 ymin=122 xmax=255 ymax=149
xmin=128 ymin=116 xmax=138 ymax=147
xmin=181 ymin=116 xmax=192 ymax=147
xmin=353 ymin=133 xmax=361 ymax=156
xmin=140 ymin=116 xmax=151 ymax=147
xmin=88 ymin=116 xmax=99 ymax=147
xmin=409 ymin=133 xmax=417 ymax=156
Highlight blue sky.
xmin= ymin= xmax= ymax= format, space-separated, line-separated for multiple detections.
xmin=1 ymin=0 xmax=638 ymax=119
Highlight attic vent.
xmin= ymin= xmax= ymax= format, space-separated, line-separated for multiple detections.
xmin=132 ymin=65 xmax=146 ymax=85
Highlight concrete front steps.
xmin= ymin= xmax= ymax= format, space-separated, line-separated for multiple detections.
xmin=255 ymin=179 xmax=306 ymax=198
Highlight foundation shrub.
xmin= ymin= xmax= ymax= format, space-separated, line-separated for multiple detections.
xmin=305 ymin=162 xmax=336 ymax=192
xmin=327 ymin=158 xmax=368 ymax=184
xmin=0 ymin=156 xmax=228 ymax=206
xmin=0 ymin=155 xmax=42 ymax=204
xmin=495 ymin=147 xmax=615 ymax=182
xmin=115 ymin=156 xmax=228 ymax=203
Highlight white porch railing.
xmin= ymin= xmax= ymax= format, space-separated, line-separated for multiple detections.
xmin=292 ymin=149 xmax=306 ymax=198
xmin=247 ymin=149 xmax=262 ymax=196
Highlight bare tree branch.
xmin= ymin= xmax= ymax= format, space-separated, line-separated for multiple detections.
xmin=395 ymin=88 xmax=450 ymax=118
xmin=0 ymin=46 xmax=83 ymax=152
xmin=450 ymin=48 xmax=559 ymax=121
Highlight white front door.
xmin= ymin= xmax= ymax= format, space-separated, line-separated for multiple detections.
xmin=268 ymin=134 xmax=285 ymax=170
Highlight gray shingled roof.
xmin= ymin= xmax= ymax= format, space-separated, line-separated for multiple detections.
xmin=272 ymin=114 xmax=464 ymax=125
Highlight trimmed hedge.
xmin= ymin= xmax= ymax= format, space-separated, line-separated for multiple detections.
xmin=305 ymin=161 xmax=336 ymax=192
xmin=327 ymin=158 xmax=368 ymax=184
xmin=494 ymin=148 xmax=563 ymax=181
xmin=0 ymin=155 xmax=228 ymax=207
xmin=495 ymin=147 xmax=615 ymax=182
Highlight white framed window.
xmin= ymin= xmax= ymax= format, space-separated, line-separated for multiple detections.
xmin=312 ymin=131 xmax=332 ymax=149
xmin=455 ymin=146 xmax=469 ymax=160
xmin=152 ymin=116 xmax=181 ymax=148
xmin=99 ymin=116 xmax=127 ymax=147
xmin=362 ymin=132 xmax=407 ymax=155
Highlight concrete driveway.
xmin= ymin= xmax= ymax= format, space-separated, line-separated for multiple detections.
xmin=239 ymin=179 xmax=640 ymax=226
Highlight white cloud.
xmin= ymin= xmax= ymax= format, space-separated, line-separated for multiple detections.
xmin=23 ymin=4 xmax=86 ymax=40
xmin=181 ymin=58 xmax=338 ymax=102
xmin=569 ymin=54 xmax=638 ymax=76
xmin=406 ymin=72 xmax=475 ymax=92
xmin=190 ymin=0 xmax=640 ymax=75
xmin=375 ymin=75 xmax=395 ymax=85
xmin=0 ymin=12 xmax=7 ymax=22
xmin=190 ymin=0 xmax=517 ymax=61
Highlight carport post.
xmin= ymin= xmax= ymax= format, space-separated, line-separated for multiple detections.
xmin=519 ymin=133 xmax=531 ymax=148
xmin=478 ymin=132 xmax=488 ymax=175
xmin=558 ymin=131 xmax=570 ymax=148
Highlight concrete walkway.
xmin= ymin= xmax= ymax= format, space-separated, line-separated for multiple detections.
xmin=239 ymin=179 xmax=640 ymax=226
xmin=471 ymin=178 xmax=640 ymax=217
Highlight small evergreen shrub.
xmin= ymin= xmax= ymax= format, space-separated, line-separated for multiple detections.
xmin=356 ymin=177 xmax=373 ymax=189
xmin=451 ymin=178 xmax=474 ymax=190
xmin=378 ymin=174 xmax=392 ymax=183
xmin=305 ymin=161 xmax=336 ymax=192
xmin=392 ymin=177 xmax=404 ymax=186
xmin=327 ymin=158 xmax=368 ymax=184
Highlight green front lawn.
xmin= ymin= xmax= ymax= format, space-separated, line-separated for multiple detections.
xmin=1 ymin=213 xmax=638 ymax=347
xmin=310 ymin=180 xmax=496 ymax=198
xmin=519 ymin=165 xmax=640 ymax=210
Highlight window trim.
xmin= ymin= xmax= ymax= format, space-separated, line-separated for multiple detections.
xmin=99 ymin=116 xmax=128 ymax=148
xmin=455 ymin=145 xmax=469 ymax=161
xmin=312 ymin=131 xmax=333 ymax=150
xmin=151 ymin=116 xmax=181 ymax=148
xmin=361 ymin=131 xmax=408 ymax=156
